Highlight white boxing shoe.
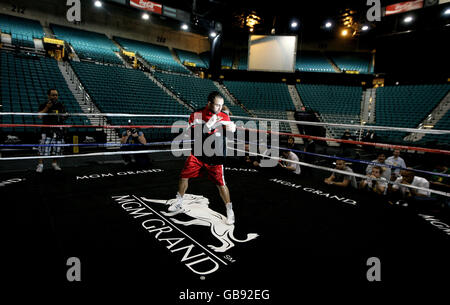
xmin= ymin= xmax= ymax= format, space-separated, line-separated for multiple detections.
xmin=168 ymin=199 xmax=184 ymax=212
xmin=226 ymin=209 xmax=235 ymax=225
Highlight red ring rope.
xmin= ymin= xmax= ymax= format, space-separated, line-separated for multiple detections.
xmin=1 ymin=123 xmax=449 ymax=155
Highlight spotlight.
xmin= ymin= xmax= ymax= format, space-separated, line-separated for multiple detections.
xmin=325 ymin=21 xmax=333 ymax=28
xmin=142 ymin=13 xmax=149 ymax=20
xmin=444 ymin=8 xmax=450 ymax=15
xmin=403 ymin=16 xmax=413 ymax=23
xmin=362 ymin=25 xmax=369 ymax=31
xmin=181 ymin=24 xmax=189 ymax=30
xmin=341 ymin=29 xmax=349 ymax=36
xmin=209 ymin=31 xmax=217 ymax=38
xmin=94 ymin=1 xmax=102 ymax=8
xmin=290 ymin=21 xmax=298 ymax=29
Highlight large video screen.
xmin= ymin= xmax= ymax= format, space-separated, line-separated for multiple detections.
xmin=248 ymin=35 xmax=297 ymax=72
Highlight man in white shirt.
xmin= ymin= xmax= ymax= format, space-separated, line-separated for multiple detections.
xmin=280 ymin=150 xmax=301 ymax=175
xmin=391 ymin=169 xmax=431 ymax=198
xmin=386 ymin=149 xmax=406 ymax=180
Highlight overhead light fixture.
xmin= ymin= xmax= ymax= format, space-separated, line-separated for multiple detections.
xmin=362 ymin=25 xmax=369 ymax=31
xmin=325 ymin=21 xmax=333 ymax=28
xmin=181 ymin=24 xmax=189 ymax=30
xmin=94 ymin=0 xmax=102 ymax=8
xmin=403 ymin=16 xmax=413 ymax=23
xmin=290 ymin=21 xmax=298 ymax=29
xmin=249 ymin=28 xmax=254 ymax=32
xmin=444 ymin=8 xmax=450 ymax=15
xmin=341 ymin=29 xmax=349 ymax=36
xmin=142 ymin=13 xmax=149 ymax=20
xmin=209 ymin=31 xmax=217 ymax=38
xmin=245 ymin=13 xmax=261 ymax=28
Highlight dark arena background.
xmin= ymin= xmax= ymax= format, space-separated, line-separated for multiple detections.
xmin=2 ymin=0 xmax=450 ymax=301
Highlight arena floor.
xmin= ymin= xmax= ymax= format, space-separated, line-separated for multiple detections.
xmin=6 ymin=153 xmax=448 ymax=300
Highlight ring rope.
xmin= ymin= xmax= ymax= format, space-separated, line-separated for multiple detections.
xmin=0 ymin=139 xmax=193 ymax=148
xmin=241 ymin=127 xmax=450 ymax=155
xmin=0 ymin=137 xmax=446 ymax=196
xmin=3 ymin=137 xmax=448 ymax=179
xmin=1 ymin=111 xmax=449 ymax=134
xmin=0 ymin=148 xmax=190 ymax=161
xmin=0 ymin=123 xmax=187 ymax=129
xmin=231 ymin=138 xmax=450 ymax=179
xmin=227 ymin=146 xmax=450 ymax=198
xmin=232 ymin=115 xmax=450 ymax=134
xmin=0 ymin=112 xmax=191 ymax=119
xmin=1 ymin=122 xmax=449 ymax=155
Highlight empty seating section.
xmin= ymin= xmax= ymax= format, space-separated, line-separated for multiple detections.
xmin=200 ymin=52 xmax=210 ymax=68
xmin=329 ymin=52 xmax=372 ymax=73
xmin=296 ymin=51 xmax=334 ymax=73
xmin=0 ymin=14 xmax=43 ymax=48
xmin=296 ymin=84 xmax=362 ymax=138
xmin=115 ymin=37 xmax=189 ymax=74
xmin=175 ymin=49 xmax=207 ymax=69
xmin=51 ymin=24 xmax=121 ymax=65
xmin=320 ymin=113 xmax=360 ymax=139
xmin=0 ymin=51 xmax=83 ymax=133
xmin=375 ymin=84 xmax=450 ymax=143
xmin=153 ymin=71 xmax=216 ymax=109
xmin=420 ymin=109 xmax=450 ymax=146
xmin=4 ymin=14 xmax=448 ymax=147
xmin=224 ymin=81 xmax=295 ymax=111
xmin=238 ymin=49 xmax=248 ymax=70
xmin=221 ymin=50 xmax=233 ymax=68
xmin=224 ymin=81 xmax=294 ymax=132
xmin=252 ymin=110 xmax=291 ymax=133
xmin=296 ymin=84 xmax=362 ymax=115
xmin=152 ymin=72 xmax=249 ymax=117
xmin=222 ymin=103 xmax=250 ymax=118
xmin=70 ymin=61 xmax=191 ymax=139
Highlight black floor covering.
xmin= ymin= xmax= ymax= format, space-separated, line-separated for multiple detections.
xmin=7 ymin=156 xmax=449 ymax=301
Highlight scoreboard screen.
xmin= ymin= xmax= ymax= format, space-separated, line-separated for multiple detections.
xmin=248 ymin=35 xmax=297 ymax=73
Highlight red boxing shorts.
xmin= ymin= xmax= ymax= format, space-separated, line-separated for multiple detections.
xmin=180 ymin=155 xmax=226 ymax=186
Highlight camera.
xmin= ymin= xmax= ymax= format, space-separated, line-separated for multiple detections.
xmin=130 ymin=128 xmax=137 ymax=134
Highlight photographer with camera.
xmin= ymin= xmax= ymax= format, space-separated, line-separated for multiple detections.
xmin=36 ymin=89 xmax=67 ymax=173
xmin=120 ymin=124 xmax=149 ymax=167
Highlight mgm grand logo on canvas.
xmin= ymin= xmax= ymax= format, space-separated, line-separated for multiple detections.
xmin=111 ymin=194 xmax=258 ymax=276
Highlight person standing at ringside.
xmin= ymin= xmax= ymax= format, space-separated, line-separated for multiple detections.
xmin=36 ymin=89 xmax=66 ymax=173
xmin=169 ymin=91 xmax=237 ymax=225
xmin=386 ymin=149 xmax=406 ymax=180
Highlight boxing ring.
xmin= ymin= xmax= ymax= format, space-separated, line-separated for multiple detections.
xmin=3 ymin=111 xmax=449 ymax=298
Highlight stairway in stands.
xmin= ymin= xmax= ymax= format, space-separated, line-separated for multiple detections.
xmin=57 ymin=61 xmax=121 ymax=146
xmin=404 ymin=90 xmax=450 ymax=142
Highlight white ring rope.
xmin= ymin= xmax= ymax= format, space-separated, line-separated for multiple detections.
xmin=0 ymin=140 xmax=447 ymax=197
xmin=1 ymin=112 xmax=449 ymax=135
xmin=0 ymin=148 xmax=190 ymax=161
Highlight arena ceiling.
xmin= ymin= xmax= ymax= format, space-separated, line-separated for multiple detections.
xmin=155 ymin=0 xmax=449 ymax=49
